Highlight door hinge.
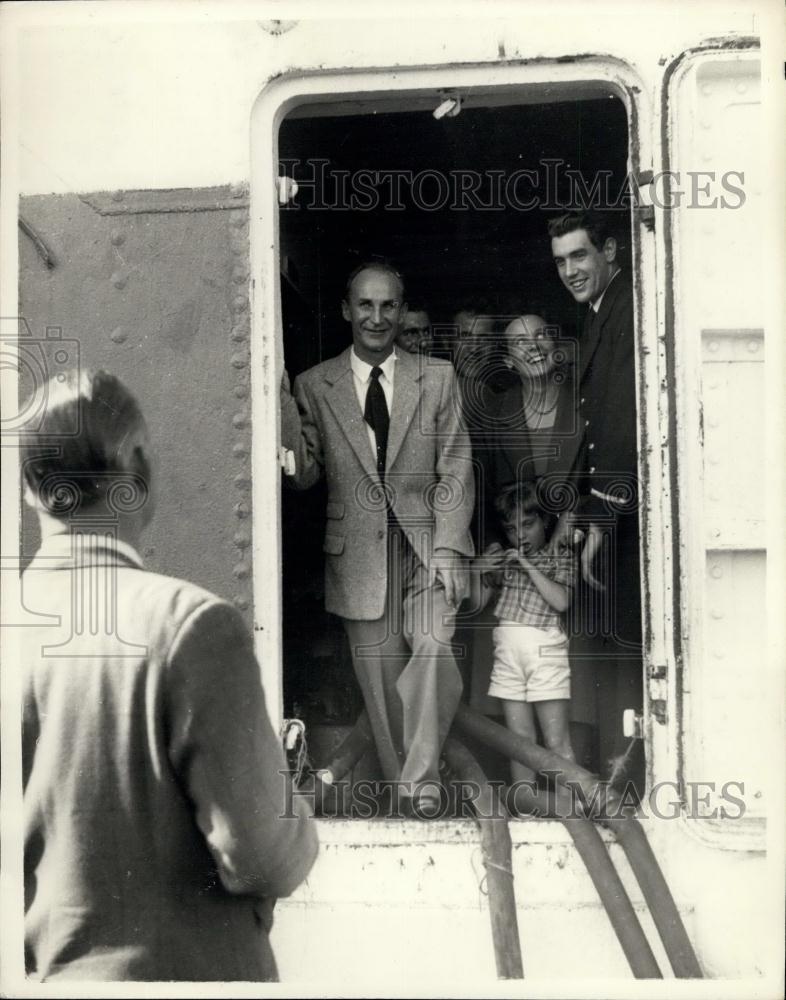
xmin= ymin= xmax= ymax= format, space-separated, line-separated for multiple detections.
xmin=635 ymin=170 xmax=656 ymax=232
xmin=647 ymin=662 xmax=668 ymax=725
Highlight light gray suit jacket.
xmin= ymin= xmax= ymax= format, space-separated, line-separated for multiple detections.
xmin=281 ymin=347 xmax=475 ymax=620
xmin=22 ymin=534 xmax=317 ymax=982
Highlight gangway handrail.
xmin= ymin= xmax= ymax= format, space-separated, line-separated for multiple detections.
xmin=452 ymin=703 xmax=703 ymax=978
xmin=442 ymin=737 xmax=524 ymax=980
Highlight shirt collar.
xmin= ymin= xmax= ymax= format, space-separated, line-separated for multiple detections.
xmin=33 ymin=530 xmax=145 ymax=569
xmin=350 ymin=346 xmax=397 ymax=384
xmin=591 ymin=267 xmax=621 ymax=313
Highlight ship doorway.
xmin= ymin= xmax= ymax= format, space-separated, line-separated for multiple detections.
xmin=276 ymin=89 xmax=641 ymax=800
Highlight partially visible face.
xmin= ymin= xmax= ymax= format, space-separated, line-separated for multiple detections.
xmin=342 ymin=268 xmax=405 ymax=364
xmin=396 ymin=309 xmax=431 ymax=355
xmin=551 ymin=228 xmax=617 ymax=305
xmin=453 ymin=311 xmax=495 ymax=371
xmin=503 ymin=315 xmax=558 ymax=380
xmin=500 ymin=506 xmax=547 ymax=555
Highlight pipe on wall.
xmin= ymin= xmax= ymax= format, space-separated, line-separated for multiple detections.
xmin=442 ymin=737 xmax=524 ymax=981
xmin=451 ymin=704 xmax=703 ymax=979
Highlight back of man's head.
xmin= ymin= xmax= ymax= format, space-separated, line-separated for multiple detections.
xmin=21 ymin=369 xmax=148 ymax=518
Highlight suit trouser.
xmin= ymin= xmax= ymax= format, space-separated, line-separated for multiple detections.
xmin=341 ymin=522 xmax=464 ymax=792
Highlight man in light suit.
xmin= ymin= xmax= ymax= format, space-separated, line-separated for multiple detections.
xmin=20 ymin=370 xmax=317 ymax=981
xmin=280 ymin=263 xmax=475 ymax=813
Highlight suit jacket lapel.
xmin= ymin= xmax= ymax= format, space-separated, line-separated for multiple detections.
xmin=323 ymin=349 xmax=379 ymax=479
xmin=577 ymin=272 xmax=626 ymax=386
xmin=385 ymin=350 xmax=423 ymax=472
xmin=578 ymin=307 xmax=602 ymax=386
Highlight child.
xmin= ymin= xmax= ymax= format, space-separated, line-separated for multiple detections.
xmin=473 ymin=482 xmax=577 ymax=784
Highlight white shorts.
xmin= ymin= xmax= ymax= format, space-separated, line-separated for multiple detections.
xmin=488 ymin=623 xmax=571 ymax=703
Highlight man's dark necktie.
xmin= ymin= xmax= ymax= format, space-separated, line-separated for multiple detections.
xmin=583 ymin=304 xmax=597 ymax=340
xmin=364 ymin=366 xmax=389 ymax=479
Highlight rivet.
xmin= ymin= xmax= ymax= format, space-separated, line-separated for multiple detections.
xmin=233 ymin=383 xmax=249 ymax=399
xmin=110 ymin=229 xmax=126 ymax=246
xmin=143 ymin=545 xmax=155 ymax=557
xmin=112 ymin=190 xmax=124 ymax=203
xmin=232 ymin=268 xmax=249 ymax=284
xmin=231 ymin=353 xmax=248 ymax=369
xmin=233 ymin=595 xmax=249 ymax=611
xmin=234 ymin=474 xmax=251 ymax=490
xmin=231 ymin=324 xmax=249 ymax=343
xmin=233 ymin=562 xmax=251 ymax=580
xmin=708 ymin=341 xmax=720 ymax=353
xmin=747 ymin=340 xmax=760 ymax=353
xmin=111 ymin=270 xmax=128 ymax=289
xmin=234 ymin=532 xmax=251 ymax=548
xmin=710 ymin=565 xmax=723 ymax=579
xmin=232 ymin=412 xmax=248 ymax=429
xmin=230 ymin=209 xmax=247 ymax=228
xmin=232 ymin=441 xmax=249 ymax=458
xmin=234 ymin=501 xmax=250 ymax=518
xmin=232 ymin=295 xmax=248 ymax=312
xmin=110 ymin=327 xmax=127 ymax=344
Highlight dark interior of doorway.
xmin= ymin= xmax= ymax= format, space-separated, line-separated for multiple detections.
xmin=278 ymin=95 xmax=633 ymax=796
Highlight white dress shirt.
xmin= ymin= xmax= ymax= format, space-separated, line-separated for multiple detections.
xmin=349 ymin=347 xmax=397 ymax=456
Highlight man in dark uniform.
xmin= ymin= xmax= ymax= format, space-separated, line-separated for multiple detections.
xmin=547 ymin=210 xmax=643 ymax=788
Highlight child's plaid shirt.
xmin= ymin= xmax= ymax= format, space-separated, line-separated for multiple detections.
xmin=491 ymin=549 xmax=577 ymax=627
